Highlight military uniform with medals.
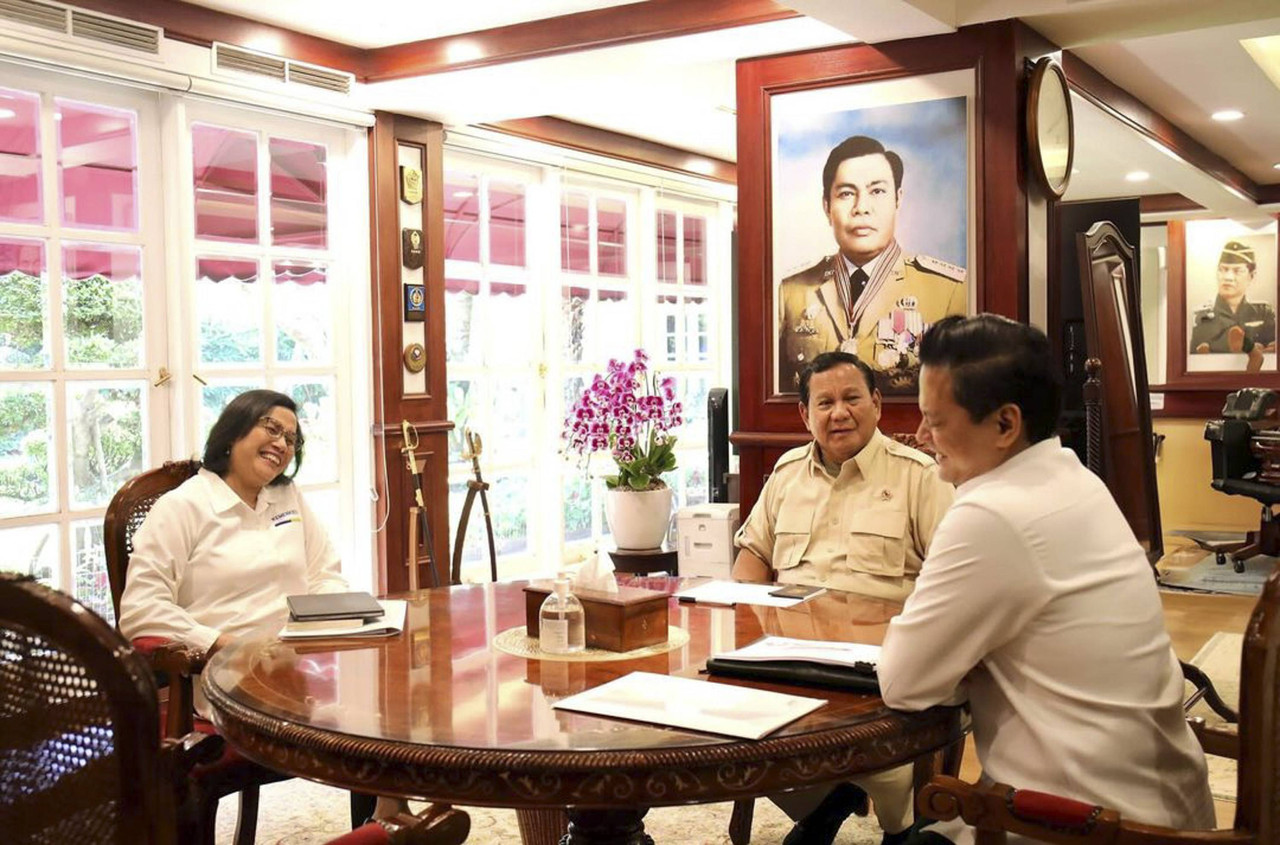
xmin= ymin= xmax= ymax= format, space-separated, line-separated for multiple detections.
xmin=777 ymin=240 xmax=966 ymax=391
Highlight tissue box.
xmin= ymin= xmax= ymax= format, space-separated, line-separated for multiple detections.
xmin=523 ymin=583 xmax=668 ymax=652
xmin=676 ymin=503 xmax=740 ymax=579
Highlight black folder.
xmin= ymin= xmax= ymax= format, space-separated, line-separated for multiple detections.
xmin=704 ymin=657 xmax=880 ymax=694
xmin=287 ymin=591 xmax=384 ymax=622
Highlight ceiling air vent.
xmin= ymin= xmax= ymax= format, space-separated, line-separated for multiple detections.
xmin=287 ymin=62 xmax=352 ymax=95
xmin=0 ymin=0 xmax=68 ymax=32
xmin=215 ymin=44 xmax=287 ymax=83
xmin=70 ymin=9 xmax=160 ymax=54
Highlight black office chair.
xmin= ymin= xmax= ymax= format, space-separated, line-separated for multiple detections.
xmin=1203 ymin=387 xmax=1280 ymax=572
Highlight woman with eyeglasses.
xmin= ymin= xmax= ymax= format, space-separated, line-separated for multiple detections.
xmin=119 ymin=388 xmax=346 ymax=667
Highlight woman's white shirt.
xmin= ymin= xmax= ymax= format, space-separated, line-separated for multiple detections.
xmin=118 ymin=468 xmax=347 ymax=653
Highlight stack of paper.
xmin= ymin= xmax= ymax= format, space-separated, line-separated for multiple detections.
xmin=551 ymin=671 xmax=826 ymax=739
xmin=715 ymin=636 xmax=881 ymax=669
xmin=279 ymin=600 xmax=407 ymax=639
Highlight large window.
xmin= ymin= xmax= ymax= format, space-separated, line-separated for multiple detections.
xmin=0 ymin=75 xmax=166 ymax=623
xmin=0 ymin=68 xmax=371 ymax=618
xmin=176 ymin=103 xmax=368 ymax=589
xmin=444 ymin=147 xmax=733 ymax=581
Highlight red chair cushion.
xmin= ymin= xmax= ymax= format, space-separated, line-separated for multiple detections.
xmin=323 ymin=822 xmax=390 ymax=845
xmin=1009 ymin=788 xmax=1102 ymax=831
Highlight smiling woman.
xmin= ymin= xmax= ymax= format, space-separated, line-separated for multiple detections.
xmin=118 ymin=388 xmax=346 ymax=670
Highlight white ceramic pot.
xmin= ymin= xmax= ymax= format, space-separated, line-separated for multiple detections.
xmin=605 ymin=486 xmax=674 ymax=550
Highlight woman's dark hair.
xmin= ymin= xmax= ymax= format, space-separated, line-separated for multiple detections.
xmin=798 ymin=351 xmax=877 ymax=405
xmin=202 ymin=389 xmax=303 ymax=485
xmin=918 ymin=314 xmax=1062 ymax=443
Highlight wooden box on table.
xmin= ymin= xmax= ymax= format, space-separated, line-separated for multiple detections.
xmin=523 ymin=583 xmax=668 ymax=652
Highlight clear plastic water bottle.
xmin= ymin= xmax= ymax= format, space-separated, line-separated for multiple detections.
xmin=539 ymin=576 xmax=585 ymax=654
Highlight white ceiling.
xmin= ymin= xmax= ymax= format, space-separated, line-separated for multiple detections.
xmin=185 ymin=0 xmax=1280 ymax=218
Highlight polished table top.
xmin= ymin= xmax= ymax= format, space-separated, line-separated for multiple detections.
xmin=203 ymin=578 xmax=964 ymax=809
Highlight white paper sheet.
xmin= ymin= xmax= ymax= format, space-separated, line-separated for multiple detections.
xmin=279 ymin=599 xmax=407 ymax=639
xmin=673 ymin=580 xmax=812 ymax=608
xmin=551 ymin=671 xmax=827 ymax=739
xmin=715 ymin=636 xmax=882 ymax=669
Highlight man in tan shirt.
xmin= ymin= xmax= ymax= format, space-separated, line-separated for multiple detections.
xmin=733 ymin=350 xmax=954 ymax=845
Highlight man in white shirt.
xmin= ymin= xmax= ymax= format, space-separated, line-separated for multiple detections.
xmin=878 ymin=314 xmax=1214 ymax=845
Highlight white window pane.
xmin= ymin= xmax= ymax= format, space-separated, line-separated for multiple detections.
xmin=594 ymin=291 xmax=633 ymax=364
xmin=63 ymin=244 xmax=144 ymax=369
xmin=274 ymin=261 xmax=331 ymax=364
xmin=0 ymin=382 xmax=54 ymax=517
xmin=486 ymin=379 xmax=532 ymax=465
xmin=0 ymin=523 xmax=57 ymax=585
xmin=57 ymin=99 xmax=138 ymax=232
xmin=281 ymin=378 xmax=337 ymax=485
xmin=447 ymin=379 xmax=474 ymax=469
xmin=269 ymin=137 xmax=327 ymax=249
xmin=486 ymin=282 xmax=533 ymax=364
xmin=0 ymin=237 xmax=49 ymax=369
xmin=199 ymin=381 xmax=258 ymax=449
xmin=562 ymin=473 xmax=591 ymax=543
xmin=196 ymin=257 xmax=261 ymax=365
xmin=67 ymin=381 xmax=145 ymax=510
xmin=561 ymin=286 xmax=587 ymax=364
xmin=71 ymin=518 xmax=112 ymax=626
xmin=445 ymin=279 xmax=479 ymax=364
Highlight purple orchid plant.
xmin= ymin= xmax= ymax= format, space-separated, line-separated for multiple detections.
xmin=563 ymin=349 xmax=683 ymax=490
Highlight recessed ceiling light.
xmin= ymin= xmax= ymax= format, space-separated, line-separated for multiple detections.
xmin=0 ymin=109 xmax=14 ymax=120
xmin=1273 ymin=162 xmax=1280 ymax=170
xmin=1212 ymin=109 xmax=1244 ymax=122
xmin=1125 ymin=171 xmax=1150 ymax=182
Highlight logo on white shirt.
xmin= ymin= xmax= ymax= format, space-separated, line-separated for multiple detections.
xmin=271 ymin=509 xmax=301 ymax=527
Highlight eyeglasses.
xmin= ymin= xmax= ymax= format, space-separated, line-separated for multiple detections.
xmin=256 ymin=415 xmax=303 ymax=450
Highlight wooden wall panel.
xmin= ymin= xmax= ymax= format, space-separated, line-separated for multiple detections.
xmin=369 ymin=114 xmax=452 ymax=592
xmin=733 ymin=21 xmax=1048 ymax=513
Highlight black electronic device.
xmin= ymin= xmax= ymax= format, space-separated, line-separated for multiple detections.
xmin=1221 ymin=387 xmax=1277 ymax=421
xmin=707 ymin=387 xmax=730 ymax=503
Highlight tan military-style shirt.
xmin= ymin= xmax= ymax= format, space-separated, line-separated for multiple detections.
xmin=778 ymin=243 xmax=966 ymax=392
xmin=734 ymin=430 xmax=954 ymax=602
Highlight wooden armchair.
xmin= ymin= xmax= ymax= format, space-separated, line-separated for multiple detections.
xmin=917 ymin=567 xmax=1278 ymax=844
xmin=103 ymin=459 xmax=290 ymax=845
xmin=0 ymin=573 xmax=469 ymax=845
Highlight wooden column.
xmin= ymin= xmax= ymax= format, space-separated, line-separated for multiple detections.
xmin=369 ymin=111 xmax=452 ymax=592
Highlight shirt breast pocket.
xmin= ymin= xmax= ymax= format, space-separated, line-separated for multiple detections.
xmin=844 ymin=508 xmax=908 ymax=577
xmin=772 ymin=506 xmax=813 ymax=572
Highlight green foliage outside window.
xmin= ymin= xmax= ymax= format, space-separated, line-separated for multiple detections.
xmin=0 ymin=271 xmax=47 ymax=367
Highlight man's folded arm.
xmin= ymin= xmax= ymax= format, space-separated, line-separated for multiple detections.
xmin=878 ymin=503 xmax=1047 ymax=710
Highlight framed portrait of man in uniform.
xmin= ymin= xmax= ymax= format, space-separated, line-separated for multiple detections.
xmin=1182 ymin=219 xmax=1277 ymax=375
xmin=770 ymin=69 xmax=976 ymax=397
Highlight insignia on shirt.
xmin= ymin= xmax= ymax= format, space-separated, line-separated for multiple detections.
xmin=878 ymin=488 xmax=893 ymax=501
xmin=271 ymin=509 xmax=301 ymax=527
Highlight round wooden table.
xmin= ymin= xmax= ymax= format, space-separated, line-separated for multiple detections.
xmin=203 ymin=579 xmax=963 ymax=844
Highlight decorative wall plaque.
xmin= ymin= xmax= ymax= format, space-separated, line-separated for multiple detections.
xmin=403 ymin=342 xmax=426 ymax=373
xmin=402 ymin=228 xmax=424 ymax=270
xmin=400 ymin=165 xmax=423 ymax=204
xmin=404 ymin=283 xmax=426 ymax=322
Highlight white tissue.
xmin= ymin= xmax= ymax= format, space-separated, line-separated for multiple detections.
xmin=573 ymin=553 xmax=618 ymax=593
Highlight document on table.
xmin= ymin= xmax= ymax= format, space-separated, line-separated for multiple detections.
xmin=279 ymin=600 xmax=407 ymax=639
xmin=674 ymin=580 xmax=819 ymax=608
xmin=551 ymin=671 xmax=826 ymax=739
xmin=714 ymin=636 xmax=881 ymax=669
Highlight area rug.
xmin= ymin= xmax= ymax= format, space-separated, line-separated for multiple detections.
xmin=1159 ymin=552 xmax=1272 ymax=596
xmin=215 ymin=782 xmax=886 ymax=844
xmin=1186 ymin=631 xmax=1242 ymax=803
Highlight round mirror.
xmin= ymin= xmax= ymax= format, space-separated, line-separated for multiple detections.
xmin=1027 ymin=57 xmax=1074 ymax=197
